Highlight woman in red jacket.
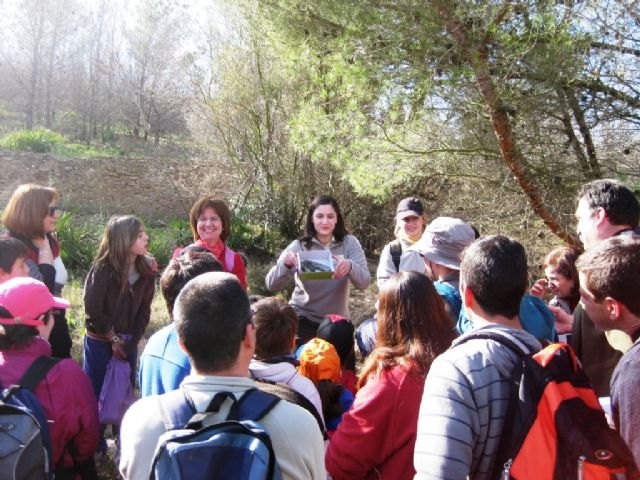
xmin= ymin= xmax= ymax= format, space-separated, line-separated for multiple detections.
xmin=326 ymin=271 xmax=456 ymax=480
xmin=173 ymin=196 xmax=247 ymax=289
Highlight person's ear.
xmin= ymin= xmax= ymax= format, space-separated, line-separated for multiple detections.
xmin=177 ymin=337 xmax=188 ymax=353
xmin=604 ymin=297 xmax=622 ymax=321
xmin=243 ymin=323 xmax=256 ymax=351
xmin=0 ymin=270 xmax=10 ymax=283
xmin=593 ymin=206 xmax=607 ymax=226
xmin=461 ymin=283 xmax=475 ymax=309
xmin=37 ymin=312 xmax=55 ymax=340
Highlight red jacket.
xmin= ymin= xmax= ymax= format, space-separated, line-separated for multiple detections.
xmin=173 ymin=240 xmax=247 ymax=289
xmin=326 ymin=364 xmax=425 ymax=480
xmin=0 ymin=338 xmax=99 ymax=468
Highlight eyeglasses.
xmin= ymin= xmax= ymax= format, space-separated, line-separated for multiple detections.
xmin=48 ymin=206 xmax=60 ymax=217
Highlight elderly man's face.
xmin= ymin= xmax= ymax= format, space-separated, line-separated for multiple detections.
xmin=575 ymin=197 xmax=601 ymax=250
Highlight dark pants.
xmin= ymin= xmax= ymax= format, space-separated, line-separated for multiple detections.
xmin=82 ymin=336 xmax=137 ymax=402
xmin=49 ymin=311 xmax=72 ymax=358
xmin=296 ymin=316 xmax=319 ymax=348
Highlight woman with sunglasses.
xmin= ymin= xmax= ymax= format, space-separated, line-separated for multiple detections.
xmin=2 ymin=183 xmax=72 ymax=357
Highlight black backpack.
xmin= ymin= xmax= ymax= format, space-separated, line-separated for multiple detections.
xmin=0 ymin=355 xmax=60 ymax=480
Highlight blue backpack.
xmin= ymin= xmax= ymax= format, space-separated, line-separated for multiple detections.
xmin=0 ymin=355 xmax=60 ymax=480
xmin=150 ymin=388 xmax=283 ymax=480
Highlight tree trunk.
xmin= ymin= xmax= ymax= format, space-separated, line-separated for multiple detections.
xmin=434 ymin=1 xmax=580 ymax=248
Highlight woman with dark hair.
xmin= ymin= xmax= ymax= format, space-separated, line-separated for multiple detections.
xmin=83 ymin=215 xmax=156 ymax=451
xmin=0 ymin=277 xmax=99 ymax=478
xmin=2 ymin=183 xmax=72 ymax=357
xmin=266 ymin=195 xmax=370 ymax=345
xmin=173 ymin=196 xmax=247 ymax=289
xmin=326 ymin=271 xmax=456 ymax=480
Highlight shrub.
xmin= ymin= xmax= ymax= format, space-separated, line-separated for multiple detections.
xmin=146 ymin=218 xmax=191 ymax=269
xmin=55 ymin=212 xmax=102 ymax=274
xmin=228 ymin=209 xmax=284 ymax=258
xmin=0 ymin=128 xmax=66 ymax=153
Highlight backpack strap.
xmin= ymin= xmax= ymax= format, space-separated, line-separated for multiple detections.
xmin=455 ymin=329 xmax=536 ymax=357
xmin=229 ymin=388 xmax=280 ymax=423
xmin=254 ymin=379 xmax=328 ymax=440
xmin=157 ymin=388 xmax=197 ymax=431
xmin=17 ymin=355 xmax=61 ymax=391
xmin=389 ymin=240 xmax=402 ymax=272
xmin=224 ymin=247 xmax=236 ymax=272
xmin=158 ymin=388 xmax=280 ymax=431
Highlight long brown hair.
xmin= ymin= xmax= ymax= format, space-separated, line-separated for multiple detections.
xmin=93 ymin=215 xmax=152 ymax=289
xmin=358 ymin=271 xmax=456 ymax=389
xmin=2 ymin=184 xmax=59 ymax=238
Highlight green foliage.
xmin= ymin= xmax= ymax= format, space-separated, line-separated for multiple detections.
xmin=53 ymin=142 xmax=125 ymax=158
xmin=55 ymin=212 xmax=102 ymax=274
xmin=146 ymin=219 xmax=191 ymax=269
xmin=0 ymin=128 xmax=125 ymax=157
xmin=227 ymin=210 xmax=286 ymax=257
xmin=0 ymin=129 xmax=66 ymax=153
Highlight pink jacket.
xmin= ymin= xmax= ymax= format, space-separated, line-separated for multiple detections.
xmin=326 ymin=364 xmax=425 ymax=480
xmin=0 ymin=337 xmax=99 ymax=468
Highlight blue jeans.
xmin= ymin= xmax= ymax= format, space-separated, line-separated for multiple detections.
xmin=83 ymin=336 xmax=137 ymax=400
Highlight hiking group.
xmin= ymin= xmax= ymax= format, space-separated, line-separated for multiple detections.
xmin=1 ymin=179 xmax=640 ymax=480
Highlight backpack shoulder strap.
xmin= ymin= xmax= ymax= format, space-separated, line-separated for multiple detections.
xmin=224 ymin=247 xmax=236 ymax=272
xmin=455 ymin=330 xmax=536 ymax=357
xmin=254 ymin=380 xmax=328 ymax=440
xmin=228 ymin=388 xmax=280 ymax=423
xmin=389 ymin=240 xmax=402 ymax=272
xmin=18 ymin=356 xmax=61 ymax=391
xmin=157 ymin=389 xmax=197 ymax=431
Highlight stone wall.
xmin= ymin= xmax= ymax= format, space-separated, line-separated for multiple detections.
xmin=0 ymin=152 xmax=234 ymax=219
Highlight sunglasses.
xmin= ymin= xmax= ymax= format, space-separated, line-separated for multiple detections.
xmin=48 ymin=206 xmax=60 ymax=217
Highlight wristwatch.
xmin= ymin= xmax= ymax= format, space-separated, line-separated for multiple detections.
xmin=111 ymin=334 xmax=122 ymax=344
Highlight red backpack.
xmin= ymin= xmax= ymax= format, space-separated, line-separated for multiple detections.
xmin=459 ymin=331 xmax=639 ymax=480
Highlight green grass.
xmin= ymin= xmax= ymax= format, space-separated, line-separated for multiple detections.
xmin=0 ymin=128 xmax=125 ymax=157
xmin=52 ymin=142 xmax=125 ymax=158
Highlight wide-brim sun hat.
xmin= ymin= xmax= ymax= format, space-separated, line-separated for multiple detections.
xmin=410 ymin=217 xmax=475 ymax=270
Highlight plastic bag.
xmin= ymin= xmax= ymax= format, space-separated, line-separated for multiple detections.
xmin=98 ymin=358 xmax=135 ymax=424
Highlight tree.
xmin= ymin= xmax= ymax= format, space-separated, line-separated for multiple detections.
xmin=254 ymin=0 xmax=640 ymax=246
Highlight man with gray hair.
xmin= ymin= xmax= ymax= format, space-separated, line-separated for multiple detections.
xmin=119 ymin=272 xmax=325 ymax=480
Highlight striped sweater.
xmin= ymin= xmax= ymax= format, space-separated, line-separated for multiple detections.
xmin=413 ymin=325 xmax=541 ymax=480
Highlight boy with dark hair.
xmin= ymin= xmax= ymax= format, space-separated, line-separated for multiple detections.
xmin=576 ymin=236 xmax=640 ymax=465
xmin=249 ymin=297 xmax=324 ymax=424
xmin=0 ymin=236 xmax=29 ymax=282
xmin=138 ymin=248 xmax=223 ymax=396
xmin=414 ymin=235 xmax=542 ymax=479
xmin=120 ymin=272 xmax=325 ymax=479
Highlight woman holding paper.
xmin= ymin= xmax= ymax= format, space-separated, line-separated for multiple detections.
xmin=265 ymin=195 xmax=370 ymax=345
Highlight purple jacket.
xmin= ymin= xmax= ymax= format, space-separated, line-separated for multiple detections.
xmin=0 ymin=337 xmax=99 ymax=468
